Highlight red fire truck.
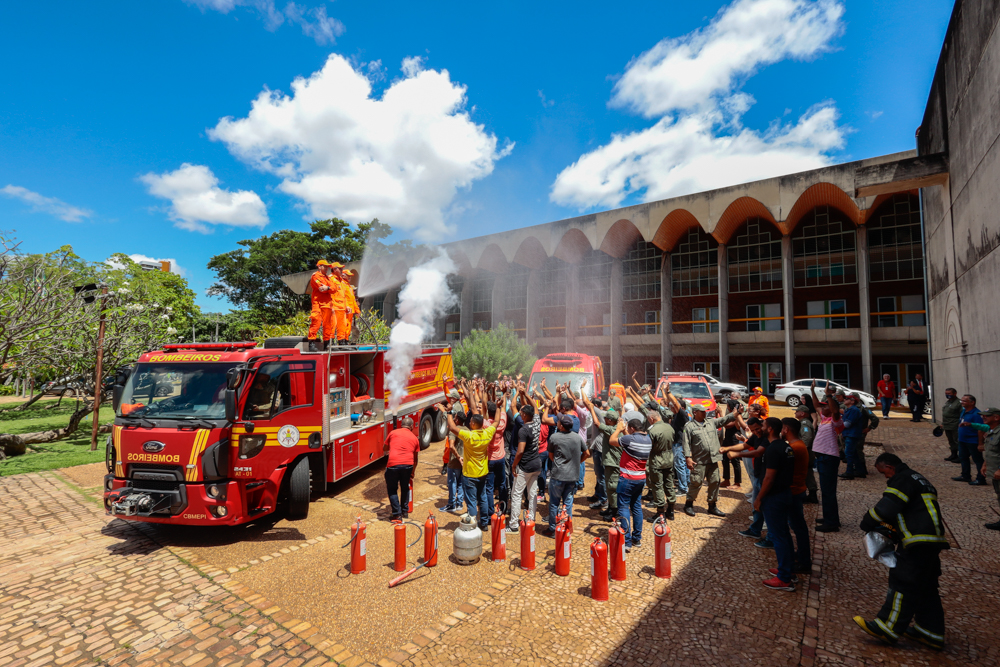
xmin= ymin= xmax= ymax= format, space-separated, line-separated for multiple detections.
xmin=103 ymin=339 xmax=453 ymax=525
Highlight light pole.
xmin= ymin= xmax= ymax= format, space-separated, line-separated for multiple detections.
xmin=90 ymin=285 xmax=109 ymax=451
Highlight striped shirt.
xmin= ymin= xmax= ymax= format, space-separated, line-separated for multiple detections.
xmin=812 ymin=416 xmax=844 ymax=457
xmin=618 ymin=433 xmax=652 ymax=481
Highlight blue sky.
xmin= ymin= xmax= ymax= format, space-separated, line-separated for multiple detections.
xmin=0 ymin=0 xmax=954 ymax=309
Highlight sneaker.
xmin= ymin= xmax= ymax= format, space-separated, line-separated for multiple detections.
xmin=838 ymin=473 xmax=856 ymax=480
xmin=632 ymin=541 xmax=642 ymax=549
xmin=506 ymin=525 xmax=519 ymax=534
xmin=815 ymin=524 xmax=840 ymax=533
xmin=951 ymin=475 xmax=971 ymax=482
xmin=761 ymin=576 xmax=795 ymax=591
xmin=738 ymin=529 xmax=762 ymax=539
xmin=754 ymin=539 xmax=775 ymax=549
xmin=537 ymin=494 xmax=545 ymax=502
xmin=969 ymin=478 xmax=987 ymax=486
xmin=985 ymin=521 xmax=1000 ymax=531
xmin=852 ymin=616 xmax=897 ymax=645
xmin=589 ymin=500 xmax=608 ymax=509
xmin=390 ymin=516 xmax=402 ymax=524
xmin=768 ymin=568 xmax=799 ymax=583
xmin=903 ymin=626 xmax=944 ymax=651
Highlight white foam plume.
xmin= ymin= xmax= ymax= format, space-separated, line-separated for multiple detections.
xmin=385 ymin=249 xmax=457 ymax=412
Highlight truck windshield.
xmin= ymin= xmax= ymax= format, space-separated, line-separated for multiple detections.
xmin=527 ymin=372 xmax=595 ymax=398
xmin=668 ymin=381 xmax=713 ymax=400
xmin=117 ymin=363 xmax=234 ymax=419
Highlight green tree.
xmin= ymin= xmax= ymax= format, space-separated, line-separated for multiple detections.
xmin=207 ymin=218 xmax=397 ymax=325
xmin=451 ymin=324 xmax=536 ymax=379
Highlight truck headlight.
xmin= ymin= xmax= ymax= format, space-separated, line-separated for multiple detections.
xmin=239 ymin=434 xmax=266 ymax=459
xmin=207 ymin=484 xmax=221 ymax=498
xmin=211 ymin=505 xmax=228 ymax=518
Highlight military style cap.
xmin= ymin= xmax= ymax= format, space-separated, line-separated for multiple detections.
xmin=604 ymin=409 xmax=619 ymax=420
xmin=980 ymin=407 xmax=1000 ymax=417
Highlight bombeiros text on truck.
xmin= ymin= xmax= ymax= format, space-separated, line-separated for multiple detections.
xmin=103 ymin=337 xmax=454 ymax=525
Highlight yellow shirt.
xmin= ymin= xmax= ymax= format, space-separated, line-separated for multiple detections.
xmin=457 ymin=426 xmax=496 ymax=478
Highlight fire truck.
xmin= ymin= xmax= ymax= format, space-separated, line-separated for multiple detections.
xmin=103 ymin=338 xmax=453 ymax=525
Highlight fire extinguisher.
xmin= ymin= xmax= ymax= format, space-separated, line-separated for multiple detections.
xmin=590 ymin=536 xmax=609 ymax=601
xmin=408 ymin=475 xmax=414 ymax=515
xmin=424 ymin=511 xmax=438 ymax=567
xmin=555 ymin=516 xmax=571 ymax=576
xmin=348 ymin=516 xmax=366 ymax=574
xmin=519 ymin=510 xmax=536 ymax=571
xmin=490 ymin=503 xmax=506 ymax=562
xmin=653 ymin=515 xmax=672 ymax=579
xmin=608 ymin=518 xmax=626 ymax=581
xmin=388 ymin=513 xmax=435 ymax=588
xmin=393 ymin=521 xmax=407 ymax=572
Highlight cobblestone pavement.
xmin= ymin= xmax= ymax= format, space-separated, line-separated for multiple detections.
xmin=2 ymin=414 xmax=999 ymax=667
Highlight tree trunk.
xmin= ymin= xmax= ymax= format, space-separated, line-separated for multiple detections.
xmin=0 ymin=434 xmax=25 ymax=458
xmin=2 ymin=400 xmax=112 ymax=447
xmin=9 ymin=390 xmax=48 ymax=412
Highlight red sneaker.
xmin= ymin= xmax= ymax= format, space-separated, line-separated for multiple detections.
xmin=762 ymin=576 xmax=795 ymax=591
xmin=767 ymin=568 xmax=799 ymax=583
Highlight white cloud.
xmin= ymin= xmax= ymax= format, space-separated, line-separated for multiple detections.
xmin=0 ymin=185 xmax=92 ymax=222
xmin=184 ymin=0 xmax=344 ymax=45
xmin=552 ymin=0 xmax=847 ymax=210
xmin=538 ymin=90 xmax=555 ymax=108
xmin=209 ymin=54 xmax=512 ymax=239
xmin=126 ymin=254 xmax=187 ymax=277
xmin=140 ymin=164 xmax=269 ymax=233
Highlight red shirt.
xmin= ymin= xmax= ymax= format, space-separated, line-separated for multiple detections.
xmin=385 ymin=428 xmax=419 ymax=467
xmin=538 ymin=423 xmax=550 ymax=454
xmin=877 ymin=380 xmax=895 ymax=398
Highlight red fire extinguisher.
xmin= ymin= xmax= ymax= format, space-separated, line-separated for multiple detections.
xmin=424 ymin=511 xmax=438 ymax=567
xmin=519 ymin=510 xmax=536 ymax=571
xmin=555 ymin=516 xmax=571 ymax=576
xmin=653 ymin=516 xmax=672 ymax=579
xmin=408 ymin=476 xmax=414 ymax=515
xmin=590 ymin=536 xmax=609 ymax=601
xmin=490 ymin=504 xmax=506 ymax=562
xmin=608 ymin=519 xmax=626 ymax=581
xmin=393 ymin=521 xmax=407 ymax=572
xmin=349 ymin=516 xmax=367 ymax=574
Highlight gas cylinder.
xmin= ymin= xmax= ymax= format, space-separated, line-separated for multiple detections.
xmin=393 ymin=521 xmax=407 ymax=572
xmin=424 ymin=512 xmax=438 ymax=567
xmin=490 ymin=505 xmax=506 ymax=562
xmin=554 ymin=518 xmax=570 ymax=576
xmin=519 ymin=512 xmax=536 ymax=571
xmin=653 ymin=516 xmax=672 ymax=579
xmin=350 ymin=517 xmax=367 ymax=574
xmin=608 ymin=519 xmax=626 ymax=581
xmin=590 ymin=536 xmax=609 ymax=601
xmin=453 ymin=513 xmax=483 ymax=564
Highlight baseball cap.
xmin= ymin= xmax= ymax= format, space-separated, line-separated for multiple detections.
xmin=316 ymin=259 xmax=330 ymax=267
xmin=623 ymin=410 xmax=644 ymax=423
xmin=343 ymin=269 xmax=355 ymax=276
xmin=448 ymin=388 xmax=460 ymax=400
xmin=753 ymin=386 xmax=763 ymax=392
xmin=604 ymin=409 xmax=619 ymax=420
xmin=645 ymin=399 xmax=660 ymax=410
xmin=329 ymin=261 xmax=345 ymax=268
xmin=559 ymin=414 xmax=574 ymax=429
xmin=980 ymin=407 xmax=1000 ymax=417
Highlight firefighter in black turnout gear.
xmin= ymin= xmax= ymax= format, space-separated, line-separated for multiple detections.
xmin=853 ymin=453 xmax=949 ymax=651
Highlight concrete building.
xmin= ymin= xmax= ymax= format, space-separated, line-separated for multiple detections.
xmin=363 ymin=152 xmax=932 ymax=395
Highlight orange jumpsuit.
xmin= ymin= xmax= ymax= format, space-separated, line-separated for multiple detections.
xmin=308 ymin=270 xmax=335 ymax=340
xmin=340 ymin=283 xmax=360 ymax=340
xmin=749 ymin=394 xmax=770 ymax=417
xmin=330 ymin=276 xmax=350 ymax=341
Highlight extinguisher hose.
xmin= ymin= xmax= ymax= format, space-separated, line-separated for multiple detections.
xmin=340 ymin=519 xmax=362 ymax=549
xmin=404 ymin=521 xmax=423 ymax=548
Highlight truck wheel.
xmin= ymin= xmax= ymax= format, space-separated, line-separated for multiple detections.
xmin=433 ymin=410 xmax=449 ymax=441
xmin=418 ymin=412 xmax=434 ymax=451
xmin=287 ymin=456 xmax=311 ymax=519
xmin=786 ymin=395 xmax=801 ymax=408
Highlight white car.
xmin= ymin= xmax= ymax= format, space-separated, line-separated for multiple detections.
xmin=774 ymin=379 xmax=877 ymax=409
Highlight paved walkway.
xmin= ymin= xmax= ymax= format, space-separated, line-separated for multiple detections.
xmin=1 ymin=417 xmax=998 ymax=666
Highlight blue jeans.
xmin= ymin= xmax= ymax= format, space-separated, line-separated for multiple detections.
xmin=538 ymin=456 xmax=549 ymax=495
xmin=958 ymin=440 xmax=986 ymax=481
xmin=446 ymin=467 xmax=465 ymax=509
xmin=547 ymin=479 xmax=577 ymax=531
xmin=486 ymin=459 xmax=507 ymax=509
xmin=815 ymin=453 xmax=841 ymax=528
xmin=879 ymin=397 xmax=892 ymax=417
xmin=844 ymin=435 xmax=861 ymax=475
xmin=789 ymin=491 xmax=811 ymax=568
xmin=577 ymin=462 xmax=586 ymax=490
xmin=592 ymin=453 xmax=608 ymax=502
xmin=673 ymin=443 xmax=689 ymax=494
xmin=749 ymin=474 xmax=767 ymax=535
xmin=462 ymin=474 xmax=490 ymax=529
xmin=616 ymin=477 xmax=646 ymax=546
xmin=762 ymin=489 xmax=794 ymax=583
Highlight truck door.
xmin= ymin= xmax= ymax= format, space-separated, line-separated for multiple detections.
xmin=241 ymin=361 xmax=319 ymax=455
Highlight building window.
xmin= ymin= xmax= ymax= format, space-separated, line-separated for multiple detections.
xmin=372 ymin=293 xmax=387 ymax=321
xmin=445 ymin=321 xmax=460 ymax=341
xmin=580 ymin=250 xmax=612 ymax=304
xmin=446 ymin=276 xmax=463 ymax=315
xmin=869 ymin=194 xmax=924 ymax=282
xmin=645 ymin=310 xmax=660 ymax=334
xmin=645 ymin=362 xmax=661 ymax=387
xmin=806 ymin=299 xmax=847 ymax=329
xmin=541 ymin=315 xmax=565 ymax=338
xmin=693 ymin=361 xmax=721 ymax=376
xmin=623 ymin=241 xmax=661 ymax=301
xmin=538 ymin=258 xmax=568 ymax=308
xmin=503 ymin=265 xmax=529 ymax=311
xmin=875 ymin=295 xmax=926 ymax=327
xmin=728 ymin=219 xmax=783 ymax=293
xmin=472 ymin=276 xmax=493 ymax=314
xmin=792 ymin=207 xmax=857 ymax=287
xmin=746 ymin=303 xmax=782 ymax=331
xmin=692 ymin=307 xmax=719 ymax=333
xmin=747 ymin=362 xmax=782 ymax=394
xmin=672 ymin=228 xmax=718 ymax=297
xmin=808 ymin=362 xmax=850 ymax=386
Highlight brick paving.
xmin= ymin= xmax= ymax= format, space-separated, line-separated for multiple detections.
xmin=2 ymin=417 xmax=998 ymax=667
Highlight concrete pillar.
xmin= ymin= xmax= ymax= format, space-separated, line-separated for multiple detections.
xmin=565 ymin=264 xmax=580 ymax=352
xmin=383 ymin=289 xmax=398 ymax=323
xmin=526 ymin=268 xmax=541 ymax=346
xmin=361 ymin=295 xmax=375 ymax=313
xmin=491 ymin=272 xmax=505 ymax=330
xmin=459 ymin=278 xmax=474 ymax=339
xmin=857 ymin=227 xmax=873 ymax=394
xmin=660 ymin=252 xmax=672 ymax=371
xmin=611 ymin=257 xmax=624 ymax=384
xmin=781 ymin=235 xmax=795 ymax=381
xmin=717 ymin=244 xmax=729 ymax=381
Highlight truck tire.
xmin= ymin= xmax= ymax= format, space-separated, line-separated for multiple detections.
xmin=418 ymin=412 xmax=434 ymax=451
xmin=786 ymin=395 xmax=801 ymax=408
xmin=433 ymin=410 xmax=449 ymax=441
xmin=287 ymin=456 xmax=311 ymax=519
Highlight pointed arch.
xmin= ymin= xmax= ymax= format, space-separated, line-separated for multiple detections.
xmin=511 ymin=235 xmax=549 ymax=268
xmin=553 ymin=228 xmax=593 ymax=264
xmin=475 ymin=243 xmax=510 ymax=273
xmin=652 ymin=209 xmax=703 ymax=252
xmin=784 ymin=182 xmax=861 ymax=233
xmin=861 ymin=189 xmax=919 ymax=224
xmin=599 ymin=218 xmax=643 ymax=258
xmin=713 ymin=197 xmax=778 ymax=244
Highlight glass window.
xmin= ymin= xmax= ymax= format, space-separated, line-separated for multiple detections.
xmin=728 ymin=219 xmax=782 ymax=293
xmin=869 ymin=194 xmax=924 ymax=282
xmin=747 ymin=362 xmax=782 ymax=394
xmin=623 ymin=240 xmax=661 ymax=301
xmin=644 ymin=362 xmax=661 ymax=387
xmin=669 ymin=381 xmax=712 ymax=400
xmin=541 ymin=315 xmax=564 ymax=338
xmin=503 ymin=264 xmax=529 ymax=311
xmin=808 ymin=363 xmax=849 ymax=386
xmin=117 ymin=362 xmax=234 ymax=419
xmin=538 ymin=258 xmax=568 ymax=308
xmin=806 ymin=299 xmax=847 ymax=329
xmin=792 ymin=207 xmax=857 ymax=287
xmin=644 ymin=310 xmax=661 ymax=334
xmin=242 ymin=361 xmax=316 ymax=421
xmin=876 ymin=296 xmax=897 ymax=327
xmin=746 ymin=303 xmax=781 ymax=331
xmin=580 ymin=250 xmax=612 ymax=304
xmin=692 ymin=307 xmax=720 ymax=333
xmin=445 ymin=321 xmax=460 ymax=341
xmin=671 ymin=228 xmax=718 ymax=297
xmin=446 ymin=276 xmax=463 ymax=315
xmin=472 ymin=276 xmax=493 ymax=313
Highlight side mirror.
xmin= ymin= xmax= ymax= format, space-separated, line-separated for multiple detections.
xmin=112 ymin=385 xmax=124 ymax=412
xmin=225 ymin=389 xmax=237 ymax=422
xmin=226 ymin=367 xmax=244 ymax=390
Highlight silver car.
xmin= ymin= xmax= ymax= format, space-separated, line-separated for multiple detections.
xmin=774 ymin=379 xmax=877 ymax=408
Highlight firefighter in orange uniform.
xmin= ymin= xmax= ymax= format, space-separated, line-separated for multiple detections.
xmin=328 ymin=262 xmax=352 ymax=345
xmin=308 ymin=260 xmax=335 ymax=348
xmin=341 ymin=269 xmax=361 ymax=342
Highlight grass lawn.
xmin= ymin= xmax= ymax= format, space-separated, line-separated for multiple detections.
xmin=0 ymin=398 xmax=116 ymax=477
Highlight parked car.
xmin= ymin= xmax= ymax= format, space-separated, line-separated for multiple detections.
xmin=661 ymin=372 xmax=747 ymax=399
xmin=774 ymin=379 xmax=877 ymax=408
xmin=655 ymin=374 xmax=718 ymax=415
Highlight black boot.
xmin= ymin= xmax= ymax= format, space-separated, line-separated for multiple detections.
xmin=338 ymin=339 xmax=349 ymax=346
xmin=683 ymin=501 xmax=695 ymax=517
xmin=804 ymin=490 xmax=819 ymax=504
xmin=707 ymin=503 xmax=726 ymax=517
xmin=308 ymin=339 xmax=322 ymax=352
xmin=665 ymin=502 xmax=675 ymax=520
